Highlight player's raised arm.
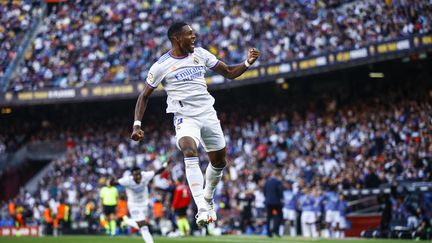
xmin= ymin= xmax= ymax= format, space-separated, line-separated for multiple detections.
xmin=211 ymin=48 xmax=260 ymax=80
xmin=153 ymin=158 xmax=172 ymax=176
xmin=131 ymin=83 xmax=155 ymax=141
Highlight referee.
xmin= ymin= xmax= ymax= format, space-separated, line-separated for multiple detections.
xmin=100 ymin=177 xmax=119 ymax=235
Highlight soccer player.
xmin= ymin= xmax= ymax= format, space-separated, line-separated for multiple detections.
xmin=130 ymin=22 xmax=260 ymax=227
xmin=299 ymin=187 xmax=318 ymax=238
xmin=282 ymin=181 xmax=297 ymax=236
xmin=171 ymin=175 xmax=192 ymax=236
xmin=111 ymin=163 xmax=169 ymax=243
xmin=322 ymin=188 xmax=340 ymax=238
xmin=335 ymin=193 xmax=348 ymax=238
xmin=99 ymin=178 xmax=119 ymax=236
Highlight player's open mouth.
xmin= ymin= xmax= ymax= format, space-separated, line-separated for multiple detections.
xmin=191 ymin=40 xmax=195 ymax=48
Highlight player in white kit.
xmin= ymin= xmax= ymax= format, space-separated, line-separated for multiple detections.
xmin=130 ymin=22 xmax=260 ymax=227
xmin=112 ymin=164 xmax=169 ymax=243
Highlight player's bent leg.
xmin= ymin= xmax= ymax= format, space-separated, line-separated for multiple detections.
xmin=203 ymin=147 xmax=227 ymax=222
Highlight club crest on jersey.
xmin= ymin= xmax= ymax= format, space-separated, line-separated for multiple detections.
xmin=193 ymin=57 xmax=199 ymax=65
xmin=148 ymin=72 xmax=154 ymax=81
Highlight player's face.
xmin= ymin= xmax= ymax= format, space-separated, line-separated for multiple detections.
xmin=178 ymin=25 xmax=196 ymax=53
xmin=132 ymin=171 xmax=142 ymax=184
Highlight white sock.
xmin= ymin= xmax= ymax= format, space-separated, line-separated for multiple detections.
xmin=340 ymin=231 xmax=345 ymax=238
xmin=311 ymin=224 xmax=318 ymax=238
xmin=204 ymin=163 xmax=224 ymax=200
xmin=184 ymin=157 xmax=206 ymax=210
xmin=302 ymin=222 xmax=310 ymax=237
xmin=290 ymin=225 xmax=296 ymax=236
xmin=335 ymin=230 xmax=340 ymax=238
xmin=140 ymin=226 xmax=154 ymax=243
xmin=322 ymin=229 xmax=329 ymax=238
xmin=125 ymin=218 xmax=139 ymax=229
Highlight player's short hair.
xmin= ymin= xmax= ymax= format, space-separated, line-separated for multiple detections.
xmin=177 ymin=175 xmax=185 ymax=183
xmin=131 ymin=166 xmax=141 ymax=173
xmin=167 ymin=22 xmax=188 ymax=40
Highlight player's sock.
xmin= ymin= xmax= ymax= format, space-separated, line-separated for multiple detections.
xmin=184 ymin=157 xmax=206 ymax=210
xmin=311 ymin=224 xmax=318 ymax=238
xmin=183 ymin=218 xmax=190 ymax=236
xmin=322 ymin=229 xmax=329 ymax=238
xmin=177 ymin=218 xmax=185 ymax=236
xmin=109 ymin=220 xmax=116 ymax=236
xmin=340 ymin=231 xmax=345 ymax=238
xmin=290 ymin=225 xmax=296 ymax=236
xmin=203 ymin=163 xmax=224 ymax=200
xmin=302 ymin=222 xmax=310 ymax=237
xmin=177 ymin=218 xmax=190 ymax=236
xmin=140 ymin=226 xmax=154 ymax=243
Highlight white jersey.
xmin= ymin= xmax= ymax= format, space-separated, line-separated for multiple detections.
xmin=118 ymin=171 xmax=155 ymax=205
xmin=146 ymin=47 xmax=219 ymax=117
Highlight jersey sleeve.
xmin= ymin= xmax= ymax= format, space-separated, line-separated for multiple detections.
xmin=117 ymin=176 xmax=130 ymax=187
xmin=146 ymin=63 xmax=164 ymax=88
xmin=200 ymin=48 xmax=219 ymax=69
xmin=141 ymin=171 xmax=156 ymax=183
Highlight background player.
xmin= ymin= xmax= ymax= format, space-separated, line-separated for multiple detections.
xmin=130 ymin=22 xmax=260 ymax=227
xmin=282 ymin=181 xmax=297 ymax=237
xmin=171 ymin=175 xmax=192 ymax=237
xmin=99 ymin=178 xmax=118 ymax=236
xmin=111 ymin=162 xmax=169 ymax=243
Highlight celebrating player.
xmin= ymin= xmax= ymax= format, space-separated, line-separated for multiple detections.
xmin=130 ymin=22 xmax=260 ymax=227
xmin=111 ymin=162 xmax=169 ymax=243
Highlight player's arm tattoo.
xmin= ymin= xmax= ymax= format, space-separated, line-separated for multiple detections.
xmin=211 ymin=61 xmax=249 ymax=80
xmin=134 ymin=84 xmax=154 ymax=122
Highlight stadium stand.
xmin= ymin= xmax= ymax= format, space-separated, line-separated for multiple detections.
xmin=0 ymin=1 xmax=38 ymax=81
xmin=5 ymin=0 xmax=432 ymax=91
xmin=0 ymin=0 xmax=432 ymax=240
xmin=1 ymin=72 xmax=431 ymax=238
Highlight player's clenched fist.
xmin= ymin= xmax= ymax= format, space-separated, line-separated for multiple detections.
xmin=130 ymin=126 xmax=144 ymax=141
xmin=247 ymin=48 xmax=260 ymax=65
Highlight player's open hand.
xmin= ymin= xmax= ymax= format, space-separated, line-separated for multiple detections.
xmin=247 ymin=48 xmax=260 ymax=64
xmin=131 ymin=126 xmax=144 ymax=141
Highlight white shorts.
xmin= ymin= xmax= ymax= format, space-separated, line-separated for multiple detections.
xmin=283 ymin=208 xmax=296 ymax=221
xmin=301 ymin=211 xmax=317 ymax=224
xmin=128 ymin=204 xmax=148 ymax=221
xmin=174 ymin=109 xmax=226 ymax=152
xmin=325 ymin=210 xmax=339 ymax=225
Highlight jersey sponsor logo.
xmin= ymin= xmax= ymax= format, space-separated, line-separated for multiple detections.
xmin=175 ymin=66 xmax=204 ymax=81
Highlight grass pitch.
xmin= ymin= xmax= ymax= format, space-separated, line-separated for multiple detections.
xmin=0 ymin=235 xmax=421 ymax=243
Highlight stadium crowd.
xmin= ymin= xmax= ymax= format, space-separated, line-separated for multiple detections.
xmin=8 ymin=0 xmax=432 ymax=91
xmin=1 ymin=78 xmax=431 ymax=238
xmin=0 ymin=0 xmax=41 ymax=82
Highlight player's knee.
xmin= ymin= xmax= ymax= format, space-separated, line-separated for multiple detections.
xmin=182 ymin=147 xmax=198 ymax=158
xmin=212 ymin=158 xmax=227 ymax=168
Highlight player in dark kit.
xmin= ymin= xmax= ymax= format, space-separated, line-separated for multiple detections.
xmin=130 ymin=22 xmax=259 ymax=226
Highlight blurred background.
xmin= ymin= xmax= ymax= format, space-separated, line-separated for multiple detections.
xmin=0 ymin=0 xmax=431 ymax=240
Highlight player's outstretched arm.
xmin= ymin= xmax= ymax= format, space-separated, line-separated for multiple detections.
xmin=212 ymin=48 xmax=260 ymax=80
xmin=131 ymin=84 xmax=155 ymax=141
xmin=154 ymin=158 xmax=171 ymax=176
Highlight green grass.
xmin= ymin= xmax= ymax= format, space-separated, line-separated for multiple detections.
xmin=0 ymin=235 xmax=422 ymax=243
